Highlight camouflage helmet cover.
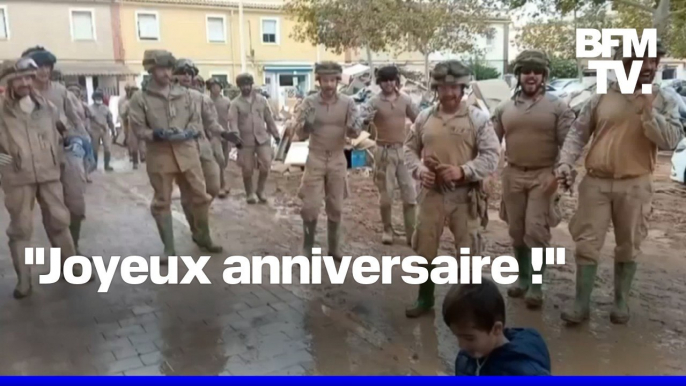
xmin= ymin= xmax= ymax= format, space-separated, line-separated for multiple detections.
xmin=142 ymin=50 xmax=176 ymax=72
xmin=513 ymin=50 xmax=550 ymax=74
xmin=430 ymin=60 xmax=471 ymax=89
xmin=613 ymin=38 xmax=667 ymax=60
xmin=174 ymin=58 xmax=199 ymax=76
xmin=315 ymin=61 xmax=343 ymax=81
xmin=206 ymin=77 xmax=225 ymax=90
xmin=236 ymin=73 xmax=254 ymax=86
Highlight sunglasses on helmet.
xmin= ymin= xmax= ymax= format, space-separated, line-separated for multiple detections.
xmin=16 ymin=57 xmax=39 ymax=72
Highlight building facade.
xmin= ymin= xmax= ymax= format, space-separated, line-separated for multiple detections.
xmin=0 ymin=0 xmax=135 ymax=102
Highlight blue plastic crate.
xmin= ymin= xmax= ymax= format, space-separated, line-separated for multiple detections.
xmin=350 ymin=149 xmax=367 ymax=168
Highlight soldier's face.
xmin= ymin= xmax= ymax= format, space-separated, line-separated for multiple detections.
xmin=437 ymin=84 xmax=463 ymax=108
xmin=152 ymin=67 xmax=172 ymax=86
xmin=519 ymin=67 xmax=544 ymax=95
xmin=10 ymin=75 xmax=34 ymax=98
xmin=380 ymin=79 xmax=396 ymax=94
xmin=36 ymin=65 xmax=51 ymax=83
xmin=240 ymin=83 xmax=252 ymax=96
xmin=177 ymin=73 xmax=193 ymax=88
xmin=319 ymin=74 xmax=338 ymax=94
xmin=210 ymin=84 xmax=221 ymax=95
xmin=626 ymin=57 xmax=659 ymax=85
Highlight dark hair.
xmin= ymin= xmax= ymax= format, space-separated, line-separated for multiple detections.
xmin=376 ymin=66 xmax=399 ymax=85
xmin=442 ymin=279 xmax=505 ymax=331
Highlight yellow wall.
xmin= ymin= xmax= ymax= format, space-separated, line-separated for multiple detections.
xmin=120 ymin=2 xmax=344 ymax=84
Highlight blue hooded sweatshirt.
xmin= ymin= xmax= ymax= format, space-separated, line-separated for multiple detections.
xmin=455 ymin=328 xmax=551 ymax=376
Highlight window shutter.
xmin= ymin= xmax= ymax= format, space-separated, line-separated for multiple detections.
xmin=72 ymin=11 xmax=94 ymax=40
xmin=208 ymin=17 xmax=225 ymax=42
xmin=138 ymin=14 xmax=159 ymax=40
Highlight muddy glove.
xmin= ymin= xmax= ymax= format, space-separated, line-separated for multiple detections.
xmin=0 ymin=153 xmax=13 ymax=167
xmin=555 ymin=163 xmax=576 ymax=193
xmin=153 ymin=128 xmax=169 ymax=142
xmin=221 ymin=131 xmax=243 ymax=149
xmin=166 ymin=128 xmax=199 ymax=142
xmin=273 ymin=136 xmax=281 ymax=146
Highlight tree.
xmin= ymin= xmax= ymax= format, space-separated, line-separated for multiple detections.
xmin=549 ymin=57 xmax=580 ymax=78
xmin=468 ymin=58 xmax=502 ymax=80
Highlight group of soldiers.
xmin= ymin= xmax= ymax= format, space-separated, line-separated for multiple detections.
xmin=0 ymin=41 xmax=682 ymax=329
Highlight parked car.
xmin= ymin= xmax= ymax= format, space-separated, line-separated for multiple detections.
xmin=671 ymin=138 xmax=686 ymax=183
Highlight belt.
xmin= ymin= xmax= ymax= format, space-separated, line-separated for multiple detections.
xmin=376 ymin=142 xmax=403 ymax=149
xmin=508 ymin=163 xmax=551 ymax=172
xmin=586 ymin=169 xmax=648 ymax=180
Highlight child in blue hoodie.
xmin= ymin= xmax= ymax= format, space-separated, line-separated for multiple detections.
xmin=442 ymin=279 xmax=551 ymax=375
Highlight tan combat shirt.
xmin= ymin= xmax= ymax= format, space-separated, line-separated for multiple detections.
xmin=0 ymin=95 xmax=62 ymax=186
xmin=363 ymin=91 xmax=419 ymax=145
xmin=295 ymin=92 xmax=361 ymax=153
xmin=36 ymin=81 xmax=88 ymax=138
xmin=88 ymin=103 xmax=114 ymax=134
xmin=405 ymin=103 xmax=500 ymax=182
xmin=211 ymin=94 xmax=231 ymax=131
xmin=229 ymin=92 xmax=279 ymax=147
xmin=128 ymin=81 xmax=203 ymax=173
xmin=559 ymin=82 xmax=683 ymax=179
xmin=492 ymin=91 xmax=575 ymax=168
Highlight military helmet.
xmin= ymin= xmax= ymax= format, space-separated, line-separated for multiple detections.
xmin=66 ymin=81 xmax=82 ymax=92
xmin=206 ymin=77 xmax=224 ymax=90
xmin=315 ymin=61 xmax=343 ymax=80
xmin=430 ymin=60 xmax=471 ymax=89
xmin=513 ymin=50 xmax=550 ymax=75
xmin=613 ymin=38 xmax=667 ymax=60
xmin=21 ymin=46 xmax=57 ymax=68
xmin=174 ymin=58 xmax=199 ymax=76
xmin=0 ymin=57 xmax=39 ymax=86
xmin=236 ymin=73 xmax=254 ymax=86
xmin=142 ymin=50 xmax=176 ymax=72
xmin=92 ymin=89 xmax=104 ymax=100
xmin=376 ymin=65 xmax=399 ymax=85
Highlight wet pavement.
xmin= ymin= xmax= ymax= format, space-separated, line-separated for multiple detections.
xmin=1 ymin=151 xmax=686 ymax=375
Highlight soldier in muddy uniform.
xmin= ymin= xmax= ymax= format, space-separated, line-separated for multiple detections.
xmin=404 ymin=60 xmax=500 ymax=318
xmin=66 ymin=82 xmax=96 ymax=182
xmin=128 ymin=50 xmax=214 ymax=262
xmin=207 ymin=77 xmax=232 ymax=198
xmin=120 ymin=84 xmax=146 ymax=169
xmin=556 ymin=41 xmax=682 ymax=325
xmin=362 ymin=65 xmax=419 ymax=246
xmin=229 ymin=73 xmax=280 ymax=204
xmin=0 ymin=57 xmax=77 ymax=298
xmin=89 ymin=89 xmax=115 ymax=172
xmin=295 ymin=62 xmax=361 ymax=260
xmin=23 ymin=46 xmax=92 ymax=256
xmin=491 ymin=50 xmax=575 ymax=309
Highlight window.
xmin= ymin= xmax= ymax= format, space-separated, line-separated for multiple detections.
xmin=70 ymin=9 xmax=95 ymax=41
xmin=663 ymin=66 xmax=676 ymax=80
xmin=0 ymin=7 xmax=8 ymax=40
xmin=261 ymin=18 xmax=279 ymax=44
xmin=137 ymin=11 xmax=159 ymax=41
xmin=279 ymin=74 xmax=295 ymax=86
xmin=206 ymin=15 xmax=226 ymax=43
xmin=209 ymin=73 xmax=229 ymax=85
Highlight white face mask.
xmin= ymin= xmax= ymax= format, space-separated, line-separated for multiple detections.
xmin=94 ymin=100 xmax=103 ymax=105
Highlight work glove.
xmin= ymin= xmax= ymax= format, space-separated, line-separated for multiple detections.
xmin=554 ymin=163 xmax=577 ymax=192
xmin=273 ymin=136 xmax=281 ymax=146
xmin=166 ymin=128 xmax=199 ymax=142
xmin=0 ymin=153 xmax=13 ymax=167
xmin=221 ymin=131 xmax=243 ymax=149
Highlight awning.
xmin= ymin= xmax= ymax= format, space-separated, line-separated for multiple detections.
xmin=263 ymin=64 xmax=313 ymax=73
xmin=55 ymin=62 xmax=137 ymax=77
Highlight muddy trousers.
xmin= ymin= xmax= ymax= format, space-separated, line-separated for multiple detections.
xmin=563 ymin=174 xmax=652 ymax=324
xmin=148 ymin=165 xmax=212 ymax=257
xmin=212 ymin=137 xmax=229 ymax=194
xmin=4 ymin=181 xmax=76 ymax=298
xmin=44 ymin=155 xmax=87 ymax=253
xmin=238 ymin=144 xmax=273 ymax=202
xmin=179 ymin=153 xmax=220 ymax=235
xmin=299 ymin=150 xmax=348 ymax=257
xmin=373 ymin=144 xmax=417 ymax=244
xmin=90 ymin=129 xmax=112 ymax=170
xmin=124 ymin=122 xmax=146 ymax=164
xmin=500 ymin=166 xmax=560 ymax=305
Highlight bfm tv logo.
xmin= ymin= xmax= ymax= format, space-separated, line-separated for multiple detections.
xmin=576 ymin=28 xmax=658 ymax=95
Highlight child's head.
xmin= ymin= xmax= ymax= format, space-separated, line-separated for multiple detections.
xmin=442 ymin=279 xmax=506 ymax=359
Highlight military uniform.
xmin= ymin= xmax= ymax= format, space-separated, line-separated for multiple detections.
xmin=403 ymin=60 xmax=500 ymax=317
xmin=557 ymin=41 xmax=683 ymax=325
xmin=0 ymin=58 xmax=77 ymax=298
xmin=363 ymin=66 xmax=419 ymax=245
xmin=120 ymin=86 xmax=146 ymax=168
xmin=230 ymin=73 xmax=280 ymax=204
xmin=492 ymin=51 xmax=575 ymax=308
xmin=128 ymin=50 xmax=215 ymax=261
xmin=208 ymin=78 xmax=232 ymax=197
xmin=88 ymin=92 xmax=115 ymax=171
xmin=295 ymin=62 xmax=361 ymax=259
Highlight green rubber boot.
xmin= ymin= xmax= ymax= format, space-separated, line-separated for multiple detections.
xmin=302 ymin=220 xmax=317 ymax=258
xmin=193 ymin=208 xmax=223 ymax=253
xmin=507 ymin=247 xmax=531 ymax=298
xmin=610 ymin=262 xmax=637 ymax=325
xmin=154 ymin=213 xmax=176 ymax=265
xmin=405 ymin=265 xmax=435 ymax=318
xmin=561 ymin=264 xmax=598 ymax=325
xmin=525 ymin=262 xmax=545 ymax=309
xmin=104 ymin=151 xmax=113 ymax=172
xmin=327 ymin=220 xmax=343 ymax=261
xmin=402 ymin=204 xmax=416 ymax=246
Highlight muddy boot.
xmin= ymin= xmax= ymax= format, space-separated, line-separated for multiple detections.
xmin=403 ymin=203 xmax=416 ymax=246
xmin=104 ymin=151 xmax=113 ymax=172
xmin=327 ymin=220 xmax=343 ymax=261
xmin=525 ymin=263 xmax=544 ymax=309
xmin=256 ymin=171 xmax=268 ymax=203
xmin=193 ymin=208 xmax=223 ymax=253
xmin=405 ymin=266 xmax=435 ymax=318
xmin=507 ymin=247 xmax=531 ymax=298
xmin=380 ymin=204 xmax=393 ymax=245
xmin=561 ymin=264 xmax=598 ymax=324
xmin=154 ymin=213 xmax=176 ymax=265
xmin=610 ymin=262 xmax=637 ymax=325
xmin=302 ymin=220 xmax=317 ymax=258
xmin=94 ymin=153 xmax=99 ymax=169
xmin=69 ymin=218 xmax=83 ymax=256
xmin=181 ymin=202 xmax=197 ymax=242
xmin=132 ymin=153 xmax=139 ymax=170
xmin=9 ymin=240 xmax=32 ymax=299
xmin=217 ymin=189 xmax=227 ymax=199
xmin=244 ymin=176 xmax=257 ymax=204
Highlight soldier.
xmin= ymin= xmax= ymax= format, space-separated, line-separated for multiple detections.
xmin=491 ymin=50 xmax=575 ymax=309
xmin=0 ymin=57 xmax=77 ymax=298
xmin=171 ymin=59 xmax=233 ymax=252
xmin=207 ymin=77 xmax=232 ymax=198
xmin=556 ymin=41 xmax=683 ymax=325
xmin=404 ymin=60 xmax=500 ymax=318
xmin=229 ymin=73 xmax=280 ymax=204
xmin=23 ymin=46 xmax=91 ymax=256
xmin=120 ymin=84 xmax=146 ymax=169
xmin=128 ymin=50 xmax=216 ymax=262
xmin=66 ymin=82 xmax=96 ymax=182
xmin=294 ymin=62 xmax=361 ymax=260
xmin=88 ymin=89 xmax=115 ymax=172
xmin=362 ymin=65 xmax=419 ymax=245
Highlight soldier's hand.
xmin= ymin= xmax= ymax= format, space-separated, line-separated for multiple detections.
xmin=221 ymin=131 xmax=243 ymax=147
xmin=554 ymin=164 xmax=575 ymax=191
xmin=542 ymin=173 xmax=559 ymax=196
xmin=419 ymin=167 xmax=436 ymax=189
xmin=423 ymin=154 xmax=440 ymax=170
xmin=0 ymin=153 xmax=13 ymax=167
xmin=152 ymin=129 xmax=168 ymax=141
xmin=435 ymin=164 xmax=464 ymax=182
xmin=274 ymin=136 xmax=281 ymax=146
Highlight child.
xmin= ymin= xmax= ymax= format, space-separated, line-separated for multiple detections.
xmin=442 ymin=279 xmax=551 ymax=375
